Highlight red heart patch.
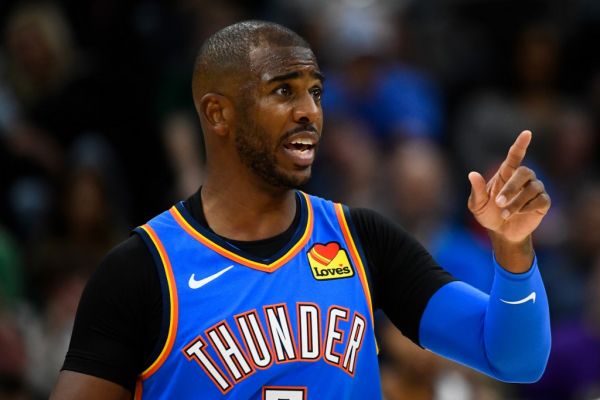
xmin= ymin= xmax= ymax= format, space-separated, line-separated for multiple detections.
xmin=312 ymin=242 xmax=340 ymax=265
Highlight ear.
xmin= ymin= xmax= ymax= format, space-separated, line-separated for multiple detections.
xmin=198 ymin=93 xmax=234 ymax=137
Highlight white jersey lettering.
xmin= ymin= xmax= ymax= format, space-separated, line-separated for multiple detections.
xmin=298 ymin=304 xmax=320 ymax=360
xmin=265 ymin=305 xmax=297 ymax=362
xmin=342 ymin=313 xmax=366 ymax=374
xmin=324 ymin=307 xmax=348 ymax=365
xmin=236 ymin=312 xmax=272 ymax=368
xmin=207 ymin=323 xmax=253 ymax=381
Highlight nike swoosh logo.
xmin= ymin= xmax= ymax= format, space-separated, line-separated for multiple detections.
xmin=188 ymin=265 xmax=234 ymax=289
xmin=500 ymin=292 xmax=536 ymax=305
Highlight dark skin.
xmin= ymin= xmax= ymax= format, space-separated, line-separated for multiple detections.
xmin=51 ymin=43 xmax=550 ymax=398
xmin=199 ymin=45 xmax=323 ymax=241
xmin=467 ymin=130 xmax=551 ymax=272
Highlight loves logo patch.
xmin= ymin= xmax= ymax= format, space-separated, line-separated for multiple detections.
xmin=307 ymin=241 xmax=355 ymax=281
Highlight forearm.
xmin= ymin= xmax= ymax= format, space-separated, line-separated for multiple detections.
xmin=419 ymin=256 xmax=551 ymax=382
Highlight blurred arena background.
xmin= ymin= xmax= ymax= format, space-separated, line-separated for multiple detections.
xmin=0 ymin=0 xmax=599 ymax=399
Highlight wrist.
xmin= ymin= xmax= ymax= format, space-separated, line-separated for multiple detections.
xmin=488 ymin=231 xmax=534 ymax=273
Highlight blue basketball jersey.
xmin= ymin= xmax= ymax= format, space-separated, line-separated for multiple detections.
xmin=133 ymin=192 xmax=382 ymax=399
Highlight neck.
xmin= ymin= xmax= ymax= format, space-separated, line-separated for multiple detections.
xmin=201 ymin=171 xmax=297 ymax=241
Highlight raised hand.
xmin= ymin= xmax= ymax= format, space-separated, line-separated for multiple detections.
xmin=467 ymin=131 xmax=551 ymax=270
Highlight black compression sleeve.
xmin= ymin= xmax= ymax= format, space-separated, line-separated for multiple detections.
xmin=349 ymin=208 xmax=454 ymax=345
xmin=61 ymin=234 xmax=162 ymax=392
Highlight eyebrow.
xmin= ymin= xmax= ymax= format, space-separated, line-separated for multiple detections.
xmin=266 ymin=71 xmax=325 ymax=84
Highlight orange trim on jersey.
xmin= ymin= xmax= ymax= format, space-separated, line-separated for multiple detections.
xmin=169 ymin=192 xmax=314 ymax=272
xmin=138 ymin=224 xmax=179 ymax=380
xmin=134 ymin=379 xmax=142 ymax=400
xmin=333 ymin=204 xmax=375 ymax=329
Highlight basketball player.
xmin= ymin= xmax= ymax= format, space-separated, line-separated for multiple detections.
xmin=51 ymin=21 xmax=551 ymax=399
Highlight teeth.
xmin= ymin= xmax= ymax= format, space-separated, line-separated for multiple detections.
xmin=291 ymin=138 xmax=314 ymax=145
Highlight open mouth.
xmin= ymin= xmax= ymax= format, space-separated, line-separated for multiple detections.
xmin=283 ymin=138 xmax=316 ymax=153
xmin=281 ymin=134 xmax=318 ymax=166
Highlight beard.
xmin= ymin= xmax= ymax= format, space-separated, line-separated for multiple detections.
xmin=235 ymin=124 xmax=311 ymax=189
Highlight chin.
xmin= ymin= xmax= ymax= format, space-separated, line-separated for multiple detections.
xmin=270 ymin=168 xmax=312 ymax=189
xmin=289 ymin=166 xmax=312 ymax=187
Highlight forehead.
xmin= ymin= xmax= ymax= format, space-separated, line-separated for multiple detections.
xmin=249 ymin=46 xmax=319 ymax=81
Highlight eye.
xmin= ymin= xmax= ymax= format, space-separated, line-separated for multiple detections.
xmin=310 ymin=86 xmax=323 ymax=101
xmin=273 ymin=84 xmax=291 ymax=97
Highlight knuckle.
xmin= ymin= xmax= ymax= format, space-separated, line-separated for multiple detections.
xmin=509 ymin=197 xmax=526 ymax=211
xmin=538 ymin=180 xmax=546 ymax=192
xmin=543 ymin=193 xmax=552 ymax=208
xmin=520 ymin=166 xmax=535 ymax=178
xmin=529 ymin=180 xmax=544 ymax=192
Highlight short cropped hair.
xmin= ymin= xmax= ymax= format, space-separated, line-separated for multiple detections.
xmin=192 ymin=20 xmax=311 ymax=100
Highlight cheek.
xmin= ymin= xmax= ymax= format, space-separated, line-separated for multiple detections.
xmin=255 ymin=102 xmax=290 ymax=133
xmin=316 ymin=107 xmax=324 ymax=128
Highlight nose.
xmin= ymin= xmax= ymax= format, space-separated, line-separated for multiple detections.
xmin=292 ymin=92 xmax=321 ymax=124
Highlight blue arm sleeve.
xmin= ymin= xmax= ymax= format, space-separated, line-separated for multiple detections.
xmin=419 ymin=256 xmax=551 ymax=383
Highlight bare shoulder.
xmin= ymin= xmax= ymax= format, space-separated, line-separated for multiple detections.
xmin=50 ymin=371 xmax=132 ymax=400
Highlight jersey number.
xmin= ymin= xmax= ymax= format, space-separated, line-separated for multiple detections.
xmin=262 ymin=386 xmax=307 ymax=400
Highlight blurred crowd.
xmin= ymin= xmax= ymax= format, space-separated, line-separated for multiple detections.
xmin=0 ymin=0 xmax=599 ymax=399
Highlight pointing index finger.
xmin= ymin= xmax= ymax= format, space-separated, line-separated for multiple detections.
xmin=499 ymin=130 xmax=532 ymax=180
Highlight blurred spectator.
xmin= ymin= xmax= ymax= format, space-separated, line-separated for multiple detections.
xmin=0 ymin=310 xmax=29 ymax=400
xmin=430 ymin=216 xmax=495 ymax=294
xmin=324 ymin=62 xmax=443 ymax=143
xmin=454 ymin=23 xmax=564 ymax=175
xmin=384 ymin=138 xmax=452 ymax=244
xmin=0 ymin=1 xmax=91 ymax=160
xmin=308 ymin=116 xmax=382 ymax=209
xmin=17 ymin=275 xmax=85 ymax=397
xmin=15 ymin=163 xmax=127 ymax=395
xmin=28 ymin=165 xmax=127 ymax=294
xmin=541 ymin=184 xmax=600 ymax=322
xmin=3 ymin=3 xmax=76 ymax=110
xmin=161 ymin=111 xmax=205 ymax=201
xmin=525 ymin=254 xmax=600 ymax=400
xmin=536 ymin=105 xmax=596 ymax=246
xmin=378 ymin=315 xmax=505 ymax=400
xmin=0 ymin=2 xmax=83 ymax=239
xmin=379 ymin=315 xmax=438 ymax=400
xmin=154 ymin=0 xmax=245 ymax=122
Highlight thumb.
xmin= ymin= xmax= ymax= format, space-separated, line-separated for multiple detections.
xmin=468 ymin=171 xmax=489 ymax=212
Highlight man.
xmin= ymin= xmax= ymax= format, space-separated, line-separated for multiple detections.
xmin=51 ymin=21 xmax=551 ymax=399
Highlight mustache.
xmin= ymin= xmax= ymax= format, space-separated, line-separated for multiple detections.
xmin=280 ymin=125 xmax=319 ymax=141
